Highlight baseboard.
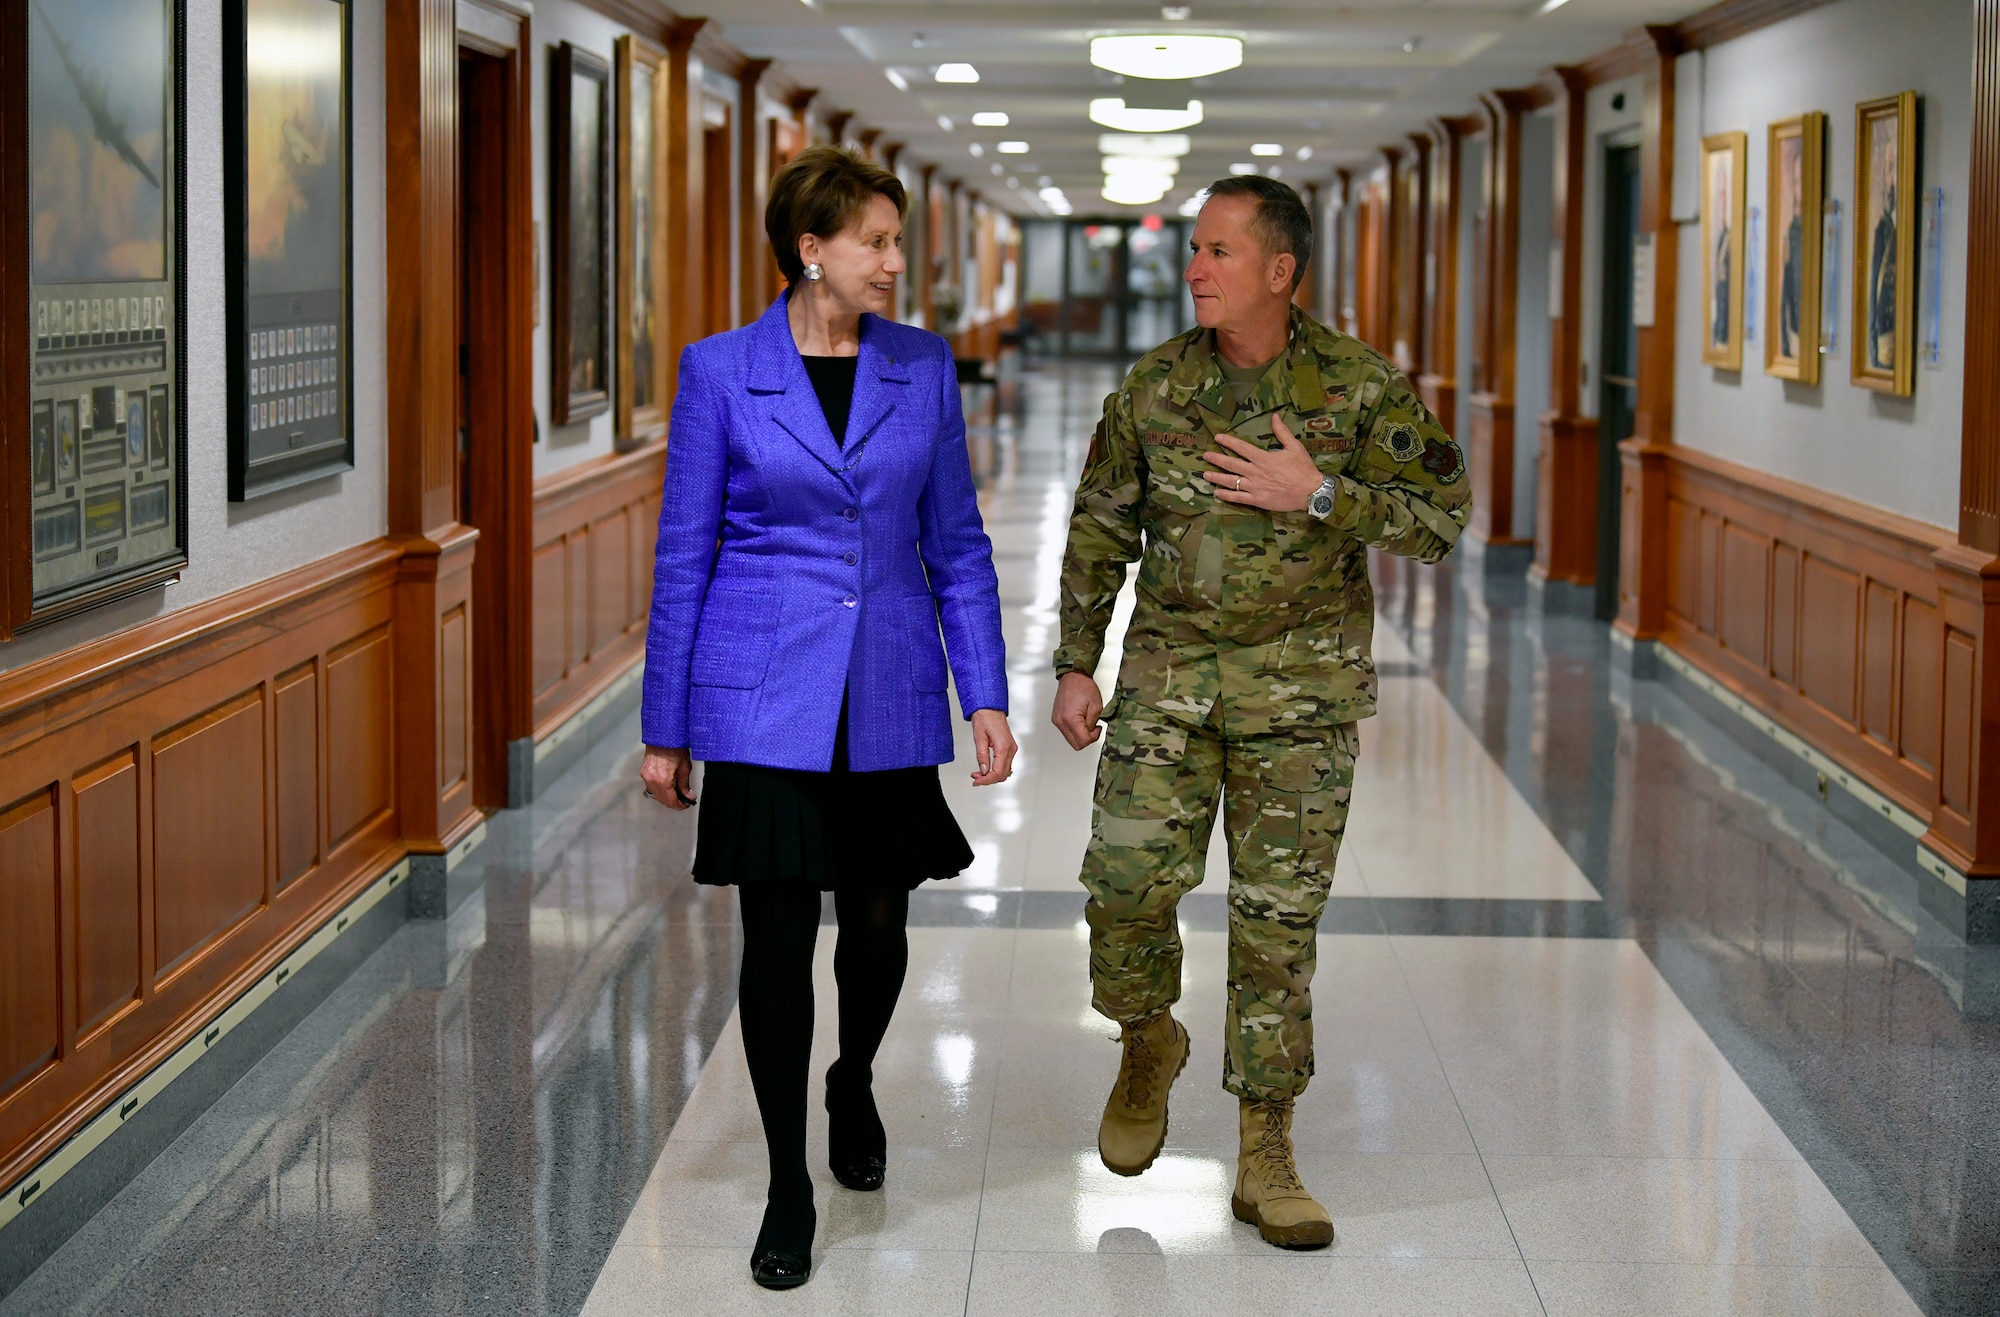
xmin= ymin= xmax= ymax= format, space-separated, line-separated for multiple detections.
xmin=0 ymin=857 xmax=413 ymax=1298
xmin=1526 ymin=567 xmax=1596 ymax=617
xmin=1459 ymin=533 xmax=1536 ymax=579
xmin=529 ymin=657 xmax=645 ymax=802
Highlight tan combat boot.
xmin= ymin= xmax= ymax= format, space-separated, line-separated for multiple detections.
xmin=1232 ymin=1097 xmax=1335 ymax=1249
xmin=1097 ymin=1011 xmax=1190 ymax=1176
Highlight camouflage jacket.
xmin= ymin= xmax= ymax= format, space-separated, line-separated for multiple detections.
xmin=1054 ymin=306 xmax=1471 ymax=734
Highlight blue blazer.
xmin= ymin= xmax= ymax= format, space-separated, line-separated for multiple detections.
xmin=641 ymin=294 xmax=1008 ymax=772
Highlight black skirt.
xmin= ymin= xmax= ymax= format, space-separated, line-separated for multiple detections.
xmin=691 ymin=698 xmax=974 ymax=891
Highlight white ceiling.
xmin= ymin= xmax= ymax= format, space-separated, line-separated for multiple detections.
xmin=709 ymin=0 xmax=1712 ymax=215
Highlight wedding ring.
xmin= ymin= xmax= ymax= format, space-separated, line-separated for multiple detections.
xmin=1236 ymin=476 xmax=1245 ymax=491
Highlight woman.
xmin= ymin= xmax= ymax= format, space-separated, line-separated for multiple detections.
xmin=639 ymin=146 xmax=1016 ymax=1291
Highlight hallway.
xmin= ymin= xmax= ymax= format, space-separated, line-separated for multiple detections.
xmin=6 ymin=361 xmax=1991 ymax=1316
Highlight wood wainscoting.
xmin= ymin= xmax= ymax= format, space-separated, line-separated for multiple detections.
xmin=0 ymin=542 xmax=409 ymax=1196
xmin=1657 ymin=447 xmax=1959 ymax=827
xmin=530 ymin=442 xmax=665 ymax=739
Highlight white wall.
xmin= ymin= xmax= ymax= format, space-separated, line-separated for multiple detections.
xmin=1 ymin=0 xmax=390 ymax=674
xmin=1515 ymin=111 xmax=1555 ymax=535
xmin=1672 ymin=0 xmax=1972 ymax=529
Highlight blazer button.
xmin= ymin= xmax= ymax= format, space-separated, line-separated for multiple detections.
xmin=842 ymin=507 xmax=858 ymax=521
xmin=843 ymin=551 xmax=858 ymax=565
xmin=842 ymin=595 xmax=857 ymax=608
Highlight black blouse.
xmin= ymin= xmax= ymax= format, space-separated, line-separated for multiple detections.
xmin=801 ymin=354 xmax=860 ymax=449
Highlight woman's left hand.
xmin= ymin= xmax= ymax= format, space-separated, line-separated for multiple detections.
xmin=970 ymin=709 xmax=1018 ymax=786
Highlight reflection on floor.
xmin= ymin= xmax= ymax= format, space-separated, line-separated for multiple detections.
xmin=7 ymin=359 xmax=1998 ymax=1315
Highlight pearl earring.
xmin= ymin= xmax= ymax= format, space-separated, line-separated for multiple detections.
xmin=805 ymin=262 xmax=824 ymax=282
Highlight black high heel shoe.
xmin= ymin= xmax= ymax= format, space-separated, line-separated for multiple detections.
xmin=749 ymin=1191 xmax=815 ymax=1291
xmin=825 ymin=1060 xmax=888 ymax=1192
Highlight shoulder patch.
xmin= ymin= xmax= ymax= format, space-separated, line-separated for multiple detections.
xmin=1379 ymin=422 xmax=1424 ymax=465
xmin=1421 ymin=436 xmax=1465 ymax=483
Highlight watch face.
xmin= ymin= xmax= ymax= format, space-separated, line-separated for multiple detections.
xmin=1310 ymin=491 xmax=1334 ymax=517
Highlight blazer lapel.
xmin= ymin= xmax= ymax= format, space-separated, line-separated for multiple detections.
xmin=843 ymin=316 xmax=910 ymax=463
xmin=747 ymin=295 xmax=847 ymax=474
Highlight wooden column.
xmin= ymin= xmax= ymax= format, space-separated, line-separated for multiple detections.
xmin=665 ymin=19 xmax=712 ymax=397
xmin=737 ymin=59 xmax=776 ymax=322
xmin=1419 ymin=116 xmax=1478 ymax=436
xmin=1466 ymin=88 xmax=1535 ymax=554
xmin=1399 ymin=135 xmax=1431 ymax=377
xmin=918 ymin=164 xmax=938 ymax=330
xmin=1380 ymin=146 xmax=1405 ymax=361
xmin=385 ymin=0 xmax=480 ymax=866
xmin=1927 ymin=0 xmax=2000 ymax=917
xmin=1615 ymin=28 xmax=1683 ymax=640
xmin=1534 ymin=66 xmax=1600 ymax=593
xmin=1332 ymin=170 xmax=1354 ymax=335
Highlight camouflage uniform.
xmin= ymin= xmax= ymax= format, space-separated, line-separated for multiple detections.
xmin=1057 ymin=306 xmax=1471 ymax=1101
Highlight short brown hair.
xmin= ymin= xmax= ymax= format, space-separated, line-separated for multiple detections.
xmin=1203 ymin=176 xmax=1313 ymax=291
xmin=765 ymin=146 xmax=907 ymax=286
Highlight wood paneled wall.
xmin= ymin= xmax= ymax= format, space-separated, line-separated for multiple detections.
xmin=0 ymin=544 xmax=405 ymax=1195
xmin=530 ymin=443 xmax=664 ymax=737
xmin=1659 ymin=448 xmax=1956 ymax=822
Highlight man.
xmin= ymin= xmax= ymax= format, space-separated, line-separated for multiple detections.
xmin=1050 ymin=177 xmax=1470 ymax=1249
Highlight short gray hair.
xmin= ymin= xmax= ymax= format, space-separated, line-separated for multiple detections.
xmin=1203 ymin=176 xmax=1313 ymax=291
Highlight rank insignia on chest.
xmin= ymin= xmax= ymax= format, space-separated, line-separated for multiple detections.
xmin=1380 ymin=422 xmax=1424 ymax=464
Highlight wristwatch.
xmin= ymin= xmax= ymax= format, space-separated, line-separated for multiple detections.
xmin=1307 ymin=475 xmax=1340 ymax=521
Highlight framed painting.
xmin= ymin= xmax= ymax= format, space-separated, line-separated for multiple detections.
xmin=223 ymin=0 xmax=352 ymax=501
xmin=1765 ymin=112 xmax=1825 ymax=383
xmin=1853 ymin=90 xmax=1918 ymax=396
xmin=18 ymin=0 xmax=189 ymax=632
xmin=1700 ymin=131 xmax=1746 ymax=371
xmin=551 ymin=42 xmax=611 ymax=427
xmin=614 ymin=35 xmax=667 ymax=449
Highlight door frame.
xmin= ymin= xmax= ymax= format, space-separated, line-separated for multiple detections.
xmin=1594 ymin=136 xmax=1642 ymax=622
xmin=457 ymin=1 xmax=536 ymax=806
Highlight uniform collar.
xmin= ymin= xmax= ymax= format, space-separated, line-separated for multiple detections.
xmin=1167 ymin=304 xmax=1329 ymax=418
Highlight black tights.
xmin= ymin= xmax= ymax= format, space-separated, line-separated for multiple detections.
xmin=737 ymin=883 xmax=911 ymax=1242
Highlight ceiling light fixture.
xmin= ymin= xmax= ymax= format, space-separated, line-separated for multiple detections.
xmin=1228 ymin=162 xmax=1258 ymax=176
xmin=1088 ymin=98 xmax=1204 ymax=133
xmin=1295 ymin=145 xmax=1313 ymax=161
xmin=1097 ymin=133 xmax=1191 ymax=158
xmin=1536 ymin=0 xmax=1575 ymax=11
xmin=1401 ymin=36 xmax=1422 ymax=53
xmin=1161 ymin=5 xmax=1190 ymax=18
xmin=1250 ymin=142 xmax=1282 ymax=157
xmin=1037 ymin=175 xmax=1053 ymax=187
xmin=1103 ymin=155 xmax=1178 ymax=178
xmin=997 ymin=140 xmax=1030 ymax=154
xmin=934 ymin=62 xmax=980 ymax=83
xmin=968 ymin=142 xmax=984 ymax=156
xmin=1090 ymin=34 xmax=1241 ymax=81
xmin=1179 ymin=191 xmax=1208 ymax=217
xmin=885 ymin=68 xmax=909 ymax=92
xmin=991 ymin=162 xmax=1005 ymax=175
xmin=937 ymin=115 xmax=955 ymax=131
xmin=971 ymin=111 xmax=1010 ymax=127
xmin=1103 ymin=177 xmax=1169 ymax=206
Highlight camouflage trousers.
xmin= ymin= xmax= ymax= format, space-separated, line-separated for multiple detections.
xmin=1080 ymin=705 xmax=1358 ymax=1101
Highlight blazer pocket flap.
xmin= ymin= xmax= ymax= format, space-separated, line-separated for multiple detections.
xmin=692 ymin=584 xmax=778 ymax=688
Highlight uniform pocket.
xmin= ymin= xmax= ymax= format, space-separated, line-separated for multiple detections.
xmin=691 ymin=584 xmax=778 ymax=688
xmin=903 ymin=593 xmax=949 ymax=693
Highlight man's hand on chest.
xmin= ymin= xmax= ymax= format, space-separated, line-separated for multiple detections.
xmin=1200 ymin=415 xmax=1334 ymax=514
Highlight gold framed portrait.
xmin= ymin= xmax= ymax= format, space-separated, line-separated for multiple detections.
xmin=1764 ymin=113 xmax=1825 ymax=383
xmin=614 ymin=34 xmax=669 ymax=448
xmin=1852 ymin=90 xmax=1917 ymax=396
xmin=1700 ymin=132 xmax=1747 ymax=370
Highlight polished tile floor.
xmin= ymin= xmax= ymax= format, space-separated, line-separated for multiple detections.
xmin=7 ymin=359 xmax=1999 ymax=1315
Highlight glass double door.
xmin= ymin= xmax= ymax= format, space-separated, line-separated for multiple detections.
xmin=1060 ymin=220 xmax=1194 ymax=357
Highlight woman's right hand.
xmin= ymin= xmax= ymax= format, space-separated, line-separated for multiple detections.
xmin=641 ymin=746 xmax=696 ymax=809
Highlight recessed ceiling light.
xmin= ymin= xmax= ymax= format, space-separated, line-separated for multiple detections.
xmin=934 ymin=62 xmax=980 ymax=83
xmin=991 ymin=162 xmax=1005 ymax=175
xmin=1103 ymin=176 xmax=1169 ymax=206
xmin=968 ymin=142 xmax=984 ymax=156
xmin=1089 ymin=98 xmax=1204 ymax=133
xmin=1097 ymin=133 xmax=1191 ymax=158
xmin=1250 ymin=143 xmax=1282 ymax=157
xmin=937 ymin=115 xmax=955 ymax=131
xmin=971 ymin=111 xmax=1010 ymax=127
xmin=1229 ymin=162 xmax=1258 ymax=176
xmin=1179 ymin=192 xmax=1208 ymax=216
xmin=1295 ymin=145 xmax=1313 ymax=161
xmin=1536 ymin=0 xmax=1575 ymax=11
xmin=885 ymin=68 xmax=909 ymax=92
xmin=997 ymin=140 xmax=1030 ymax=154
xmin=1037 ymin=175 xmax=1053 ymax=187
xmin=1090 ymin=34 xmax=1242 ymax=81
xmin=1006 ymin=176 xmax=1019 ymax=188
xmin=1161 ymin=4 xmax=1191 ymax=18
xmin=1401 ymin=36 xmax=1422 ymax=53
xmin=1266 ymin=165 xmax=1283 ymax=178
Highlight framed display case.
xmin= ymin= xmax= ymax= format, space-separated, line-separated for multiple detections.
xmin=223 ymin=0 xmax=353 ymax=501
xmin=1765 ymin=112 xmax=1826 ymax=383
xmin=614 ymin=34 xmax=667 ymax=448
xmin=1700 ymin=130 xmax=1747 ymax=371
xmin=10 ymin=0 xmax=189 ymax=635
xmin=1853 ymin=90 xmax=1918 ymax=396
xmin=550 ymin=42 xmax=612 ymax=427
